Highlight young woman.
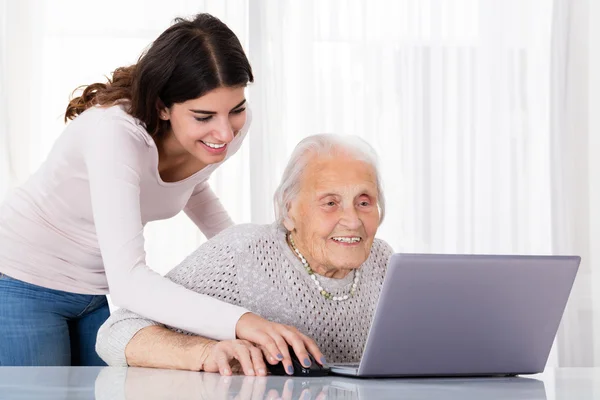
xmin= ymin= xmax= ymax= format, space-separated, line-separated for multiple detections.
xmin=0 ymin=13 xmax=319 ymax=367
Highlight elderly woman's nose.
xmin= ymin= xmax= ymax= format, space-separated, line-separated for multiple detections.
xmin=339 ymin=207 xmax=362 ymax=229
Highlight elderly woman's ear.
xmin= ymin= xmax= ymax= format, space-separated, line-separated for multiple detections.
xmin=283 ymin=216 xmax=295 ymax=232
xmin=283 ymin=200 xmax=297 ymax=231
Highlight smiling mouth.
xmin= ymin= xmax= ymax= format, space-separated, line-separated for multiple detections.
xmin=199 ymin=140 xmax=226 ymax=149
xmin=198 ymin=140 xmax=228 ymax=154
xmin=331 ymin=236 xmax=362 ymax=244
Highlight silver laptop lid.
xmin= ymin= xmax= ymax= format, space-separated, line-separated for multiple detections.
xmin=357 ymin=254 xmax=580 ymax=377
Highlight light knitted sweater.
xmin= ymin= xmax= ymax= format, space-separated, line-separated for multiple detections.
xmin=96 ymin=223 xmax=394 ymax=366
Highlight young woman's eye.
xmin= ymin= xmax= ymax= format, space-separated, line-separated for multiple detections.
xmin=230 ymin=107 xmax=246 ymax=115
xmin=194 ymin=116 xmax=213 ymax=122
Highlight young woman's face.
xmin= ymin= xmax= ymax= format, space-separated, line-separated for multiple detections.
xmin=160 ymin=87 xmax=247 ymax=165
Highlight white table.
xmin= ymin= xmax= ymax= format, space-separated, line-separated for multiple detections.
xmin=0 ymin=367 xmax=596 ymax=399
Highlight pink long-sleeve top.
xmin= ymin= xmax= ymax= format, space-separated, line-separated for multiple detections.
xmin=0 ymin=104 xmax=251 ymax=340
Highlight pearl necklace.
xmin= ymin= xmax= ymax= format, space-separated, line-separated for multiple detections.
xmin=288 ymin=233 xmax=360 ymax=301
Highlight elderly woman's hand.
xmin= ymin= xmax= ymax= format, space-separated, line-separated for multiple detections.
xmin=235 ymin=312 xmax=326 ymax=375
xmin=202 ymin=339 xmax=268 ymax=376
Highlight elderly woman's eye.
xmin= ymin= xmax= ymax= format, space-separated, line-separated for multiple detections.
xmin=359 ymin=201 xmax=371 ymax=207
xmin=326 ymin=201 xmax=336 ymax=207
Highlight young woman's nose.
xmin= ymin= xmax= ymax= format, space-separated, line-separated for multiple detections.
xmin=212 ymin=118 xmax=235 ymax=143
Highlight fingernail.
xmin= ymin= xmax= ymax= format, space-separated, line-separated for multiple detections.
xmin=320 ymin=356 xmax=327 ymax=364
xmin=303 ymin=358 xmax=311 ymax=367
xmin=223 ymin=368 xmax=230 ymax=375
xmin=259 ymin=368 xmax=266 ymax=375
xmin=287 ymin=365 xmax=294 ymax=374
xmin=248 ymin=369 xmax=255 ymax=375
xmin=277 ymin=353 xmax=284 ymax=360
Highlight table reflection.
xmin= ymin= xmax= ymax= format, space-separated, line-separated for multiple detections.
xmin=94 ymin=367 xmax=547 ymax=400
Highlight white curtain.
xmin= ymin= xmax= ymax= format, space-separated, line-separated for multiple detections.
xmin=0 ymin=0 xmax=12 ymax=200
xmin=551 ymin=0 xmax=600 ymax=367
xmin=246 ymin=0 xmax=553 ymax=259
xmin=5 ymin=0 xmax=596 ymax=367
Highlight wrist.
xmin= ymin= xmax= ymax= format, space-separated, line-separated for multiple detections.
xmin=235 ymin=311 xmax=255 ymax=339
xmin=185 ymin=338 xmax=217 ymax=371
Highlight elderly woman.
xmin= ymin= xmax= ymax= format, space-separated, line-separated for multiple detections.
xmin=96 ymin=134 xmax=393 ymax=376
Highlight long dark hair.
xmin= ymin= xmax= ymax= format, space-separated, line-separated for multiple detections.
xmin=64 ymin=13 xmax=253 ymax=137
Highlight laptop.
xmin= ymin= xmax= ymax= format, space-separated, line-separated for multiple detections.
xmin=330 ymin=253 xmax=580 ymax=377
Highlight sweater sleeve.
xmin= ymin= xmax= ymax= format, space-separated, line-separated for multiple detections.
xmin=96 ymin=308 xmax=161 ymax=366
xmin=84 ymin=115 xmax=249 ymax=341
xmin=184 ymin=181 xmax=234 ymax=239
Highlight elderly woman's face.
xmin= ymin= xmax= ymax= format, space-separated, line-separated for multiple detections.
xmin=285 ymin=152 xmax=380 ymax=276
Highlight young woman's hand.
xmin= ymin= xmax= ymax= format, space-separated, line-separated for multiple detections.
xmin=235 ymin=312 xmax=326 ymax=376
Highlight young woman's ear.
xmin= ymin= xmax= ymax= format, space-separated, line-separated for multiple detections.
xmin=157 ymin=99 xmax=170 ymax=120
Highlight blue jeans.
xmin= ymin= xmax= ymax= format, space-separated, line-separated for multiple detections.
xmin=0 ymin=272 xmax=110 ymax=366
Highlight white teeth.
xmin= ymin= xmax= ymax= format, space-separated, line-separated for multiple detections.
xmin=332 ymin=237 xmax=361 ymax=243
xmin=201 ymin=141 xmax=226 ymax=149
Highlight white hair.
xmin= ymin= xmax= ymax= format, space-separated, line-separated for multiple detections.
xmin=273 ymin=134 xmax=386 ymax=226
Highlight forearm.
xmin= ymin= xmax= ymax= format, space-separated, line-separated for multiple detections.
xmin=125 ymin=325 xmax=217 ymax=371
xmin=108 ymin=269 xmax=248 ymax=340
xmin=184 ymin=181 xmax=234 ymax=239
